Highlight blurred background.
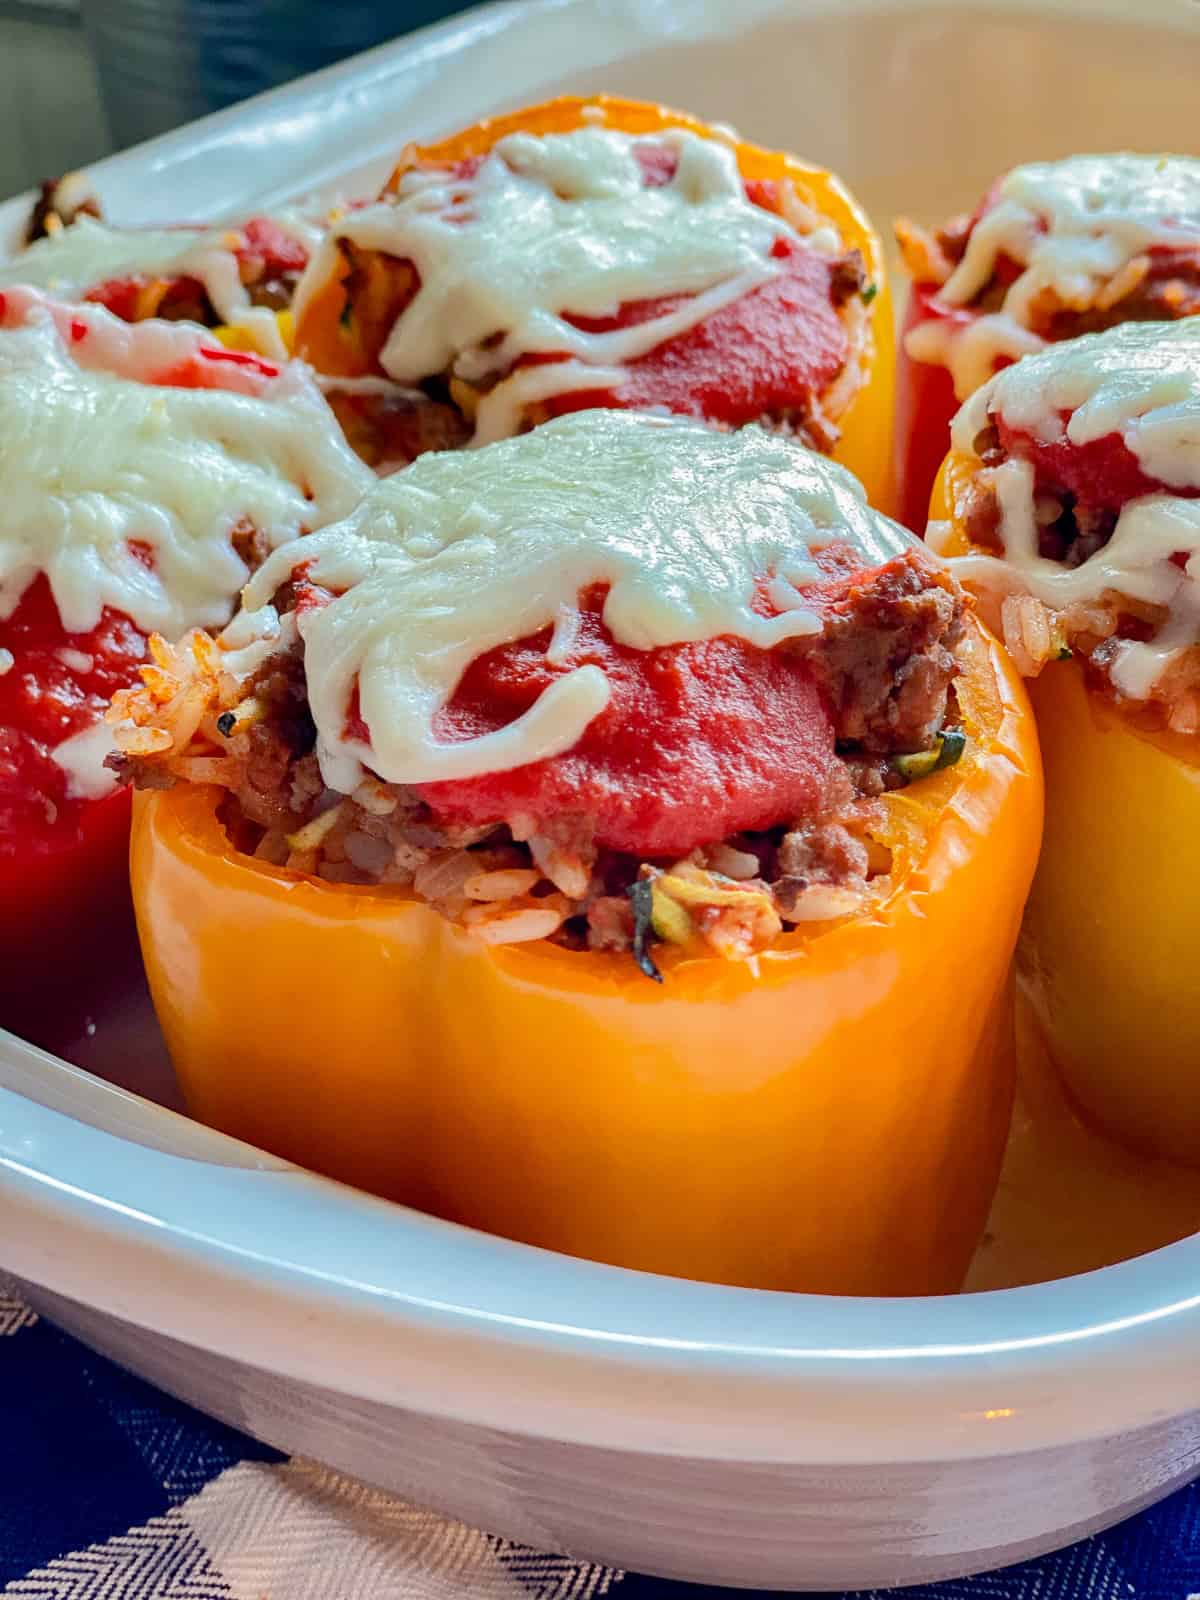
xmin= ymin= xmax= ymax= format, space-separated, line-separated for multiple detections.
xmin=0 ymin=0 xmax=479 ymax=199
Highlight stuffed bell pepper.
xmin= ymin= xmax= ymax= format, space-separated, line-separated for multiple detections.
xmin=114 ymin=408 xmax=1041 ymax=1294
xmin=0 ymin=287 xmax=370 ymax=1030
xmin=896 ymin=153 xmax=1200 ymax=530
xmin=293 ymin=95 xmax=896 ymax=509
xmin=929 ymin=315 xmax=1200 ymax=1167
xmin=5 ymin=186 xmax=322 ymax=360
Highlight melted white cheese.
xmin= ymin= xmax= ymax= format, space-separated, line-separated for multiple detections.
xmin=299 ymin=125 xmax=838 ymax=438
xmin=904 ymin=311 xmax=1044 ymax=404
xmin=0 ymin=212 xmax=317 ymax=359
xmin=51 ymin=721 xmax=120 ymax=801
xmin=238 ymin=409 xmax=914 ymax=793
xmin=950 ymin=319 xmax=1200 ymax=698
xmin=953 ymin=317 xmax=1200 ymax=478
xmin=0 ymin=289 xmax=372 ymax=638
xmin=909 ymin=153 xmax=1200 ymax=398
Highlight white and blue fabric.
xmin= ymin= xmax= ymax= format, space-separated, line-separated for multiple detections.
xmin=3 ymin=1281 xmax=1200 ymax=1599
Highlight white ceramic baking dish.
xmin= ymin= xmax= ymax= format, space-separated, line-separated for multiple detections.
xmin=4 ymin=0 xmax=1200 ymax=1586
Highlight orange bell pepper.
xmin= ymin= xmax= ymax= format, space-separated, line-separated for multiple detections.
xmin=933 ymin=453 xmax=1200 ymax=1167
xmin=130 ymin=615 xmax=1040 ymax=1294
xmin=296 ymin=95 xmax=895 ymax=514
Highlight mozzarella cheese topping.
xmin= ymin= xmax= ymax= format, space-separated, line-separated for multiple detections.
xmin=0 ymin=212 xmax=320 ymax=358
xmin=299 ymin=124 xmax=841 ymax=440
xmin=950 ymin=318 xmax=1200 ymax=699
xmin=0 ymin=290 xmax=370 ymax=796
xmin=238 ymin=409 xmax=914 ymax=794
xmin=51 ymin=721 xmax=124 ymax=801
xmin=908 ymin=153 xmax=1200 ymax=398
xmin=0 ymin=290 xmax=371 ymax=639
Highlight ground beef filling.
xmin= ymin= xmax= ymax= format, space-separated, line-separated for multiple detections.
xmin=328 ymin=383 xmax=472 ymax=475
xmin=113 ymin=561 xmax=964 ymax=964
xmin=957 ymin=427 xmax=1200 ymax=727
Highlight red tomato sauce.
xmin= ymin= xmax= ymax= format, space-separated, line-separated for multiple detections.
xmin=85 ymin=276 xmax=157 ymax=320
xmin=235 ymin=217 xmax=309 ymax=279
xmin=995 ymin=412 xmax=1188 ymax=512
xmin=540 ymin=235 xmax=849 ymax=429
xmin=0 ymin=575 xmax=145 ymax=856
xmin=418 ymin=584 xmax=840 ymax=858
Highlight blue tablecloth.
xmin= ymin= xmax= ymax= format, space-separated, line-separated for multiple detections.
xmin=3 ymin=1279 xmax=1199 ymax=1599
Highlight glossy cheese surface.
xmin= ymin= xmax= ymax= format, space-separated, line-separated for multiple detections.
xmin=0 ymin=289 xmax=371 ymax=638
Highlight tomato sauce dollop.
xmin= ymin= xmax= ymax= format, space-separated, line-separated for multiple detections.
xmin=540 ymin=235 xmax=850 ymax=431
xmin=419 ymin=585 xmax=840 ymax=857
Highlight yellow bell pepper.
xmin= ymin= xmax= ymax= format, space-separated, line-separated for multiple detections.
xmin=933 ymin=452 xmax=1200 ymax=1167
xmin=212 ymin=309 xmax=295 ymax=358
xmin=130 ymin=615 xmax=1040 ymax=1294
xmin=295 ymin=95 xmax=896 ymax=514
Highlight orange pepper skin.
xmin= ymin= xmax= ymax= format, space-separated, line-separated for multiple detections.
xmin=130 ymin=616 xmax=1040 ymax=1294
xmin=933 ymin=453 xmax=1200 ymax=1167
xmin=296 ymin=95 xmax=895 ymax=515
